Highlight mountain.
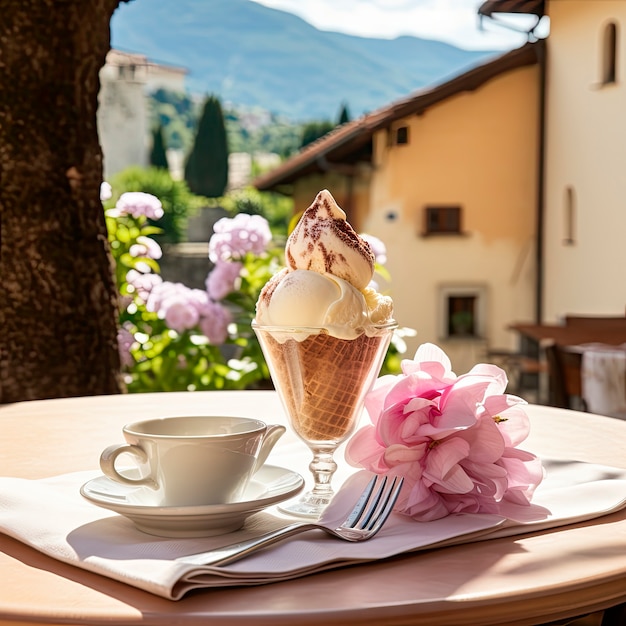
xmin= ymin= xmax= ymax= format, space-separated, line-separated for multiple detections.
xmin=111 ymin=0 xmax=500 ymax=121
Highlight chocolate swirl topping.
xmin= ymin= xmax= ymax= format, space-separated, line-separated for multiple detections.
xmin=286 ymin=190 xmax=375 ymax=290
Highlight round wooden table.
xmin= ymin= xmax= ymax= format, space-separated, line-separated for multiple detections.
xmin=0 ymin=391 xmax=625 ymax=625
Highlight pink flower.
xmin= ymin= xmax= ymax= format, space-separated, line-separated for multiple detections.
xmin=208 ymin=214 xmax=272 ymax=262
xmin=126 ymin=270 xmax=163 ymax=302
xmin=146 ymin=282 xmax=201 ymax=332
xmin=145 ymin=280 xmax=231 ymax=344
xmin=109 ymin=192 xmax=164 ymax=220
xmin=129 ymin=236 xmax=162 ymax=260
xmin=346 ymin=343 xmax=544 ymax=521
xmin=164 ymin=299 xmax=200 ymax=332
xmin=206 ymin=260 xmax=242 ymax=300
xmin=198 ymin=300 xmax=232 ymax=344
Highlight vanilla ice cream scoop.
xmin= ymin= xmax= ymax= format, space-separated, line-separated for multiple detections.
xmin=256 ymin=269 xmax=369 ymax=338
xmin=286 ymin=190 xmax=375 ymax=291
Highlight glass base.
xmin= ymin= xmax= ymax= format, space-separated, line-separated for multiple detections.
xmin=278 ymin=490 xmax=333 ymax=519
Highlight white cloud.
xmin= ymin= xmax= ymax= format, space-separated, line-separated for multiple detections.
xmin=251 ymin=0 xmax=547 ymax=51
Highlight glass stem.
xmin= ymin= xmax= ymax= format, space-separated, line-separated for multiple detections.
xmin=308 ymin=446 xmax=338 ymax=499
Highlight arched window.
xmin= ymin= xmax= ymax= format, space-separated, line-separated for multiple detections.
xmin=602 ymin=21 xmax=618 ymax=84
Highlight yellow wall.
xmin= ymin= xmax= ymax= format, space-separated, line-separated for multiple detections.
xmin=362 ymin=64 xmax=539 ymax=372
xmin=543 ymin=0 xmax=626 ymax=322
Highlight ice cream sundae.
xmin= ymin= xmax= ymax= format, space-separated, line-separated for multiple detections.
xmin=253 ymin=190 xmax=395 ymax=516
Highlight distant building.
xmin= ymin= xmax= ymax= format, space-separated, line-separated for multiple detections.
xmin=98 ymin=49 xmax=187 ymax=179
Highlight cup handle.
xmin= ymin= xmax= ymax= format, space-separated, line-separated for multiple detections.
xmin=99 ymin=444 xmax=158 ymax=489
xmin=253 ymin=424 xmax=286 ymax=473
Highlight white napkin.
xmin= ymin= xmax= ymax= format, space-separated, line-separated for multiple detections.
xmin=581 ymin=344 xmax=626 ymax=419
xmin=0 ymin=459 xmax=625 ymax=600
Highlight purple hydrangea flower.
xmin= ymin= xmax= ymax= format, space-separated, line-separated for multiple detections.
xmin=152 ymin=283 xmax=206 ymax=333
xmin=206 ymin=260 xmax=243 ymax=300
xmin=146 ymin=281 xmax=231 ymax=344
xmin=126 ymin=270 xmax=163 ymax=302
xmin=208 ymin=214 xmax=272 ymax=263
xmin=164 ymin=299 xmax=201 ymax=333
xmin=199 ymin=300 xmax=232 ymax=344
xmin=111 ymin=192 xmax=164 ymax=220
xmin=129 ymin=236 xmax=163 ymax=260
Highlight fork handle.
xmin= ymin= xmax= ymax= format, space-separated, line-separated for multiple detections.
xmin=178 ymin=522 xmax=320 ymax=567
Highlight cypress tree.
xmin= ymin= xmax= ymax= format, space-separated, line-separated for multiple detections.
xmin=150 ymin=124 xmax=169 ymax=170
xmin=184 ymin=95 xmax=229 ymax=198
xmin=337 ymin=102 xmax=351 ymax=125
xmin=300 ymin=120 xmax=334 ymax=148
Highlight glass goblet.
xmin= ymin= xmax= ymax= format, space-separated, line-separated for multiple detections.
xmin=253 ymin=321 xmax=396 ymax=518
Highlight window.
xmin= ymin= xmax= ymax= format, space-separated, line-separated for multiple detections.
xmin=424 ymin=206 xmax=462 ymax=235
xmin=601 ymin=21 xmax=618 ymax=84
xmin=439 ymin=285 xmax=486 ymax=340
xmin=395 ymin=126 xmax=409 ymax=145
xmin=448 ymin=296 xmax=476 ymax=337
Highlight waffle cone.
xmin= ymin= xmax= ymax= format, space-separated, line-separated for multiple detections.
xmin=261 ymin=332 xmax=387 ymax=444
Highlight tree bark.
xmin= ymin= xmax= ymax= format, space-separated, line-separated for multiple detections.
xmin=0 ymin=0 xmax=127 ymax=402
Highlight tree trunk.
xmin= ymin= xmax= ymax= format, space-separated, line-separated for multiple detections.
xmin=0 ymin=0 xmax=127 ymax=403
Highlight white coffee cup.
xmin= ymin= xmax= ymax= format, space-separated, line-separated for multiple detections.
xmin=99 ymin=416 xmax=286 ymax=507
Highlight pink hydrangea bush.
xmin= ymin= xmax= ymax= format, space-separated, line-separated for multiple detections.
xmin=104 ymin=184 xmax=282 ymax=391
xmin=346 ymin=343 xmax=544 ymax=521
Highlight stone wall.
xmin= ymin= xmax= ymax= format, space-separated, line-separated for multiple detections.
xmin=159 ymin=206 xmax=228 ymax=289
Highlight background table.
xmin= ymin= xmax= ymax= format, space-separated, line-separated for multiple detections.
xmin=0 ymin=391 xmax=625 ymax=626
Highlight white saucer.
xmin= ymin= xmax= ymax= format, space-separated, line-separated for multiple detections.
xmin=80 ymin=464 xmax=304 ymax=538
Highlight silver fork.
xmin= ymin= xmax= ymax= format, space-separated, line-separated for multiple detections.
xmin=178 ymin=474 xmax=403 ymax=567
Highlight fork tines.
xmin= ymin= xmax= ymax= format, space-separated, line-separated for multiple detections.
xmin=349 ymin=474 xmax=404 ymax=531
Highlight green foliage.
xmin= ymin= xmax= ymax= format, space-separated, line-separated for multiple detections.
xmin=298 ymin=102 xmax=351 ymax=148
xmin=185 ymin=95 xmax=229 ymax=198
xmin=149 ymin=124 xmax=169 ymax=169
xmin=150 ymin=88 xmax=198 ymax=152
xmin=300 ymin=120 xmax=335 ymax=148
xmin=110 ymin=166 xmax=206 ymax=244
xmin=224 ymin=107 xmax=302 ymax=158
xmin=221 ymin=186 xmax=293 ymax=237
xmin=105 ymin=209 xmax=162 ymax=292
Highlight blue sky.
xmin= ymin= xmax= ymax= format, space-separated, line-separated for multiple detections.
xmin=250 ymin=0 xmax=549 ymax=51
